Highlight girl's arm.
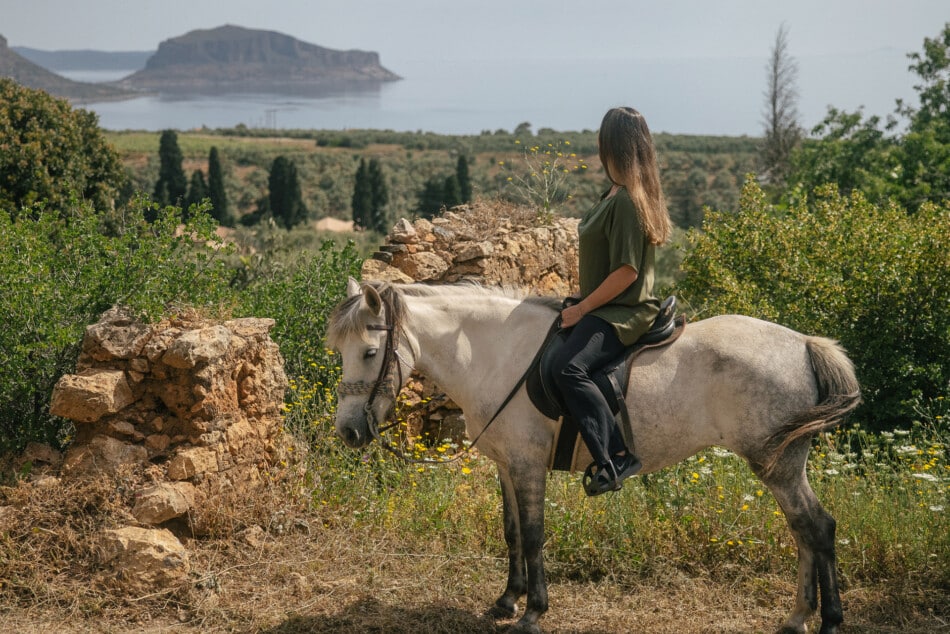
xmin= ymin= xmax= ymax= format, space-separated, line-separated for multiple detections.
xmin=560 ymin=264 xmax=637 ymax=328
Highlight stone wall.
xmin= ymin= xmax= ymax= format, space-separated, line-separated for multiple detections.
xmin=45 ymin=307 xmax=289 ymax=593
xmin=360 ymin=202 xmax=580 ymax=441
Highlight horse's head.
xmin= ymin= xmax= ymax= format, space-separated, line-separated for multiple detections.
xmin=327 ymin=278 xmax=410 ymax=449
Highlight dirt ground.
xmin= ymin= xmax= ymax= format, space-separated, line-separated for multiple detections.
xmin=2 ymin=529 xmax=945 ymax=634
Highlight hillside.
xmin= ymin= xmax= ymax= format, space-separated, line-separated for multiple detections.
xmin=0 ymin=35 xmax=135 ymax=101
xmin=11 ymin=46 xmax=151 ymax=72
xmin=118 ymin=25 xmax=400 ymax=94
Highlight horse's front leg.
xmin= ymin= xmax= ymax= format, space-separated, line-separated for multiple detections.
xmin=507 ymin=460 xmax=549 ymax=634
xmin=488 ymin=469 xmax=527 ymax=619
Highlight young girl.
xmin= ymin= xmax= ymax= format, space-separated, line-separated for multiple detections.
xmin=553 ymin=107 xmax=672 ymax=496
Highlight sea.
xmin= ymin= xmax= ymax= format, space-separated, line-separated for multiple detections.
xmin=64 ymin=51 xmax=916 ymax=137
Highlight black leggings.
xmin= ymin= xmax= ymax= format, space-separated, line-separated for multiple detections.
xmin=551 ymin=314 xmax=627 ymax=466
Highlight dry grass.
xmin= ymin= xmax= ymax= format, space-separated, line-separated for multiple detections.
xmin=0 ymin=459 xmax=946 ymax=634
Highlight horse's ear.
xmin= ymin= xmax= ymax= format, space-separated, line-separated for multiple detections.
xmin=346 ymin=277 xmax=361 ymax=298
xmin=362 ymin=284 xmax=383 ymax=316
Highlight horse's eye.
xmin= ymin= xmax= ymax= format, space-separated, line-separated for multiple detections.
xmin=363 ymin=348 xmax=378 ymax=360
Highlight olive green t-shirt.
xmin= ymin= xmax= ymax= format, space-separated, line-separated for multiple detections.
xmin=578 ymin=187 xmax=660 ymax=346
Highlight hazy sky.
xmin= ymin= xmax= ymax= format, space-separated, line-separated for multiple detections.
xmin=4 ymin=0 xmax=947 ymax=65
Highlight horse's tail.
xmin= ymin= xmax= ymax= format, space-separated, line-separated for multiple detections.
xmin=762 ymin=336 xmax=862 ymax=477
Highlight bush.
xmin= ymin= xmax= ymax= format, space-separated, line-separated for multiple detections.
xmin=0 ymin=79 xmax=125 ymax=212
xmin=0 ymin=199 xmax=235 ymax=452
xmin=676 ymin=178 xmax=949 ymax=431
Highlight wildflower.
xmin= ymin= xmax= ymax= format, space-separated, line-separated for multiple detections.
xmin=461 ymin=467 xmax=472 ymax=475
xmin=912 ymin=473 xmax=938 ymax=482
xmin=929 ymin=505 xmax=944 ymax=512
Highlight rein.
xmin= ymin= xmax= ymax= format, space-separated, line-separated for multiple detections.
xmin=338 ymin=290 xmax=559 ymax=465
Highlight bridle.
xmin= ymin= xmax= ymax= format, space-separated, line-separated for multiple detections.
xmin=336 ymin=288 xmax=558 ymax=465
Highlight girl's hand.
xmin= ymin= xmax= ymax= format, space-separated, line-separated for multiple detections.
xmin=560 ymin=302 xmax=587 ymax=328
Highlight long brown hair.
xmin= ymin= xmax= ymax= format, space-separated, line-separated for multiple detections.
xmin=598 ymin=107 xmax=672 ymax=245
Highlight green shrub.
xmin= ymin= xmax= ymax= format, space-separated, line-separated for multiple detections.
xmin=0 ymin=79 xmax=125 ymax=212
xmin=0 ymin=199 xmax=235 ymax=452
xmin=676 ymin=178 xmax=949 ymax=431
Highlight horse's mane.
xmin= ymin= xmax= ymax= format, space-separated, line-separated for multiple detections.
xmin=327 ymin=281 xmax=561 ymax=347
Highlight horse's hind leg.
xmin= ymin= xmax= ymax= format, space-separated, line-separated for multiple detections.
xmin=761 ymin=458 xmax=843 ymax=634
xmin=489 ymin=469 xmax=526 ymax=619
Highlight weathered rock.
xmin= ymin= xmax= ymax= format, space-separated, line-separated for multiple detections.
xmin=21 ymin=442 xmax=63 ymax=467
xmin=132 ymin=482 xmax=196 ymax=525
xmin=50 ymin=369 xmax=135 ymax=423
xmin=83 ymin=307 xmax=152 ymax=361
xmin=162 ymin=325 xmax=232 ymax=369
xmin=62 ymin=435 xmax=148 ymax=475
xmin=454 ymin=240 xmax=494 ymax=262
xmin=390 ymin=217 xmax=417 ymax=243
xmin=99 ymin=527 xmax=190 ymax=592
xmin=396 ymin=251 xmax=450 ymax=281
xmin=360 ymin=259 xmax=414 ymax=283
xmin=167 ymin=446 xmax=219 ymax=480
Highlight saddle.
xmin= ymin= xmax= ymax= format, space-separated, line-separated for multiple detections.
xmin=525 ymin=296 xmax=685 ymax=472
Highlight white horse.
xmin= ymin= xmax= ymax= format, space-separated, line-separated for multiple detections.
xmin=328 ymin=280 xmax=861 ymax=634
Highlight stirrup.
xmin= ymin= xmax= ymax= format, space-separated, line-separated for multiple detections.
xmin=582 ymin=454 xmax=642 ymax=497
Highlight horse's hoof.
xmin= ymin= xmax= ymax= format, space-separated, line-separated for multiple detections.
xmin=507 ymin=620 xmax=542 ymax=634
xmin=818 ymin=623 xmax=841 ymax=634
xmin=486 ymin=602 xmax=517 ymax=620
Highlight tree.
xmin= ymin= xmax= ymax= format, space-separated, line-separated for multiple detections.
xmin=443 ymin=174 xmax=463 ymax=209
xmin=207 ymin=146 xmax=232 ymax=226
xmin=0 ymin=78 xmax=125 ymax=213
xmin=183 ymin=169 xmax=208 ymax=219
xmin=368 ymin=159 xmax=389 ymax=234
xmin=418 ymin=176 xmax=447 ymax=219
xmin=153 ymin=129 xmax=187 ymax=208
xmin=351 ymin=158 xmax=372 ymax=230
xmin=268 ymin=155 xmax=307 ymax=229
xmin=786 ymin=23 xmax=950 ymax=212
xmin=456 ymin=155 xmax=472 ymax=203
xmin=760 ymin=23 xmax=802 ymax=188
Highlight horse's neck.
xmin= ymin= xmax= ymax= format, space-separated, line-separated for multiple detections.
xmin=403 ymin=293 xmax=553 ymax=419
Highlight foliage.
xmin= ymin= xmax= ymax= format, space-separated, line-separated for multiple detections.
xmin=456 ymin=155 xmax=472 ymax=203
xmin=497 ymin=139 xmax=587 ymax=219
xmin=760 ymin=23 xmax=802 ymax=188
xmin=0 ymin=78 xmax=125 ymax=213
xmin=267 ymin=155 xmax=308 ymax=229
xmin=676 ymin=178 xmax=949 ymax=431
xmin=184 ymin=169 xmax=208 ymax=217
xmin=351 ymin=158 xmax=372 ymax=230
xmin=788 ymin=22 xmax=950 ymax=212
xmin=152 ymin=129 xmax=187 ymax=208
xmin=207 ymin=146 xmax=232 ymax=226
xmin=351 ymin=158 xmax=390 ymax=233
xmin=0 ymin=199 xmax=235 ymax=453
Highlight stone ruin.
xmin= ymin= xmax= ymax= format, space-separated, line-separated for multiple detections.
xmin=42 ymin=307 xmax=288 ymax=593
xmin=359 ymin=202 xmax=580 ymax=442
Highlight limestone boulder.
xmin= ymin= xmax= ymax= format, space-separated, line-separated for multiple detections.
xmin=131 ymin=482 xmax=197 ymax=525
xmin=50 ymin=369 xmax=135 ymax=423
xmin=99 ymin=527 xmax=190 ymax=592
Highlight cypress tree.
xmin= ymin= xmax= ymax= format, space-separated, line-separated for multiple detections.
xmin=456 ymin=155 xmax=472 ymax=203
xmin=368 ymin=158 xmax=389 ymax=234
xmin=268 ymin=155 xmax=307 ymax=229
xmin=443 ymin=174 xmax=462 ymax=209
xmin=184 ymin=169 xmax=208 ymax=219
xmin=207 ymin=146 xmax=231 ymax=226
xmin=418 ymin=176 xmax=446 ymax=220
xmin=351 ymin=158 xmax=372 ymax=230
xmin=153 ymin=129 xmax=187 ymax=207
